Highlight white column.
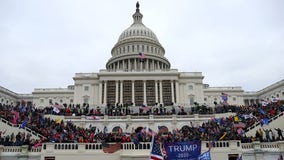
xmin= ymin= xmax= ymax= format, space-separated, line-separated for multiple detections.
xmin=132 ymin=80 xmax=135 ymax=106
xmin=128 ymin=59 xmax=131 ymax=71
xmin=134 ymin=59 xmax=137 ymax=70
xmin=159 ymin=80 xmax=163 ymax=105
xmin=181 ymin=83 xmax=185 ymax=105
xmin=155 ymin=80 xmax=158 ymax=104
xmin=115 ymin=81 xmax=119 ymax=104
xmin=99 ymin=81 xmax=103 ymax=105
xmin=171 ymin=80 xmax=175 ymax=104
xmin=143 ymin=80 xmax=147 ymax=105
xmin=141 ymin=61 xmax=143 ymax=71
xmin=120 ymin=80 xmax=123 ymax=104
xmin=175 ymin=81 xmax=180 ymax=104
xmin=146 ymin=59 xmax=149 ymax=71
xmin=103 ymin=81 xmax=107 ymax=105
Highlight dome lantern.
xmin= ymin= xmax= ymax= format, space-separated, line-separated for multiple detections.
xmin=132 ymin=2 xmax=143 ymax=25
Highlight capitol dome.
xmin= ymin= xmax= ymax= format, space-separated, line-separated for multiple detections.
xmin=117 ymin=14 xmax=159 ymax=43
xmin=106 ymin=2 xmax=171 ymax=72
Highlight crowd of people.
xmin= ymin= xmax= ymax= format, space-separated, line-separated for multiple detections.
xmin=0 ymin=100 xmax=283 ymax=150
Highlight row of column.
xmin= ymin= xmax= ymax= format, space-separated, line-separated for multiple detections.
xmin=99 ymin=80 xmax=179 ymax=106
xmin=107 ymin=58 xmax=169 ymax=71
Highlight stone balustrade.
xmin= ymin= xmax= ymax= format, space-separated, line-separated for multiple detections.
xmin=1 ymin=141 xmax=284 ymax=160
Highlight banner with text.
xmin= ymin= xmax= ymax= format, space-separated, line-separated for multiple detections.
xmin=164 ymin=140 xmax=201 ymax=160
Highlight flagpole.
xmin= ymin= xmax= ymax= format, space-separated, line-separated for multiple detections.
xmin=148 ymin=135 xmax=154 ymax=160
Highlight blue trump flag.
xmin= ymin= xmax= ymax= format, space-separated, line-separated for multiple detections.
xmin=20 ymin=120 xmax=28 ymax=129
xmin=198 ymin=150 xmax=211 ymax=160
xmin=164 ymin=140 xmax=201 ymax=160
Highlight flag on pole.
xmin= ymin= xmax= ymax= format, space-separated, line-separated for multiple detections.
xmin=261 ymin=118 xmax=269 ymax=126
xmin=221 ymin=92 xmax=228 ymax=102
xmin=34 ymin=139 xmax=42 ymax=148
xmin=198 ymin=150 xmax=211 ymax=160
xmin=261 ymin=99 xmax=268 ymax=106
xmin=53 ymin=106 xmax=60 ymax=114
xmin=138 ymin=52 xmax=145 ymax=62
xmin=149 ymin=136 xmax=163 ymax=160
xmin=56 ymin=118 xmax=61 ymax=124
xmin=12 ymin=111 xmax=19 ymax=124
xmin=20 ymin=120 xmax=28 ymax=129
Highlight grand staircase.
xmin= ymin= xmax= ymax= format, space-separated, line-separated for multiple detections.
xmin=245 ymin=111 xmax=284 ymax=137
xmin=0 ymin=117 xmax=44 ymax=140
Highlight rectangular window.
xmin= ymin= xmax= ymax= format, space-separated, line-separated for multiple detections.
xmin=40 ymin=99 xmax=44 ymax=103
xmin=84 ymin=86 xmax=89 ymax=91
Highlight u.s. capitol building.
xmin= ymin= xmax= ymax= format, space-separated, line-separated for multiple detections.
xmin=1 ymin=2 xmax=284 ymax=160
xmin=1 ymin=2 xmax=281 ymax=109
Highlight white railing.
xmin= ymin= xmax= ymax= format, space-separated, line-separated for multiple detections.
xmin=0 ymin=145 xmax=41 ymax=153
xmin=246 ymin=111 xmax=284 ymax=132
xmin=51 ymin=114 xmax=214 ymax=121
xmin=0 ymin=117 xmax=45 ymax=139
xmin=1 ymin=141 xmax=283 ymax=154
xmin=242 ymin=141 xmax=284 ymax=152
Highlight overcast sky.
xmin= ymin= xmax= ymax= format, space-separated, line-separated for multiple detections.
xmin=0 ymin=0 xmax=283 ymax=94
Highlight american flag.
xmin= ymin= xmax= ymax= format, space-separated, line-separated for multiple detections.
xmin=102 ymin=142 xmax=121 ymax=153
xmin=221 ymin=92 xmax=228 ymax=102
xmin=138 ymin=52 xmax=145 ymax=59
xmin=149 ymin=137 xmax=163 ymax=160
xmin=138 ymin=52 xmax=145 ymax=62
